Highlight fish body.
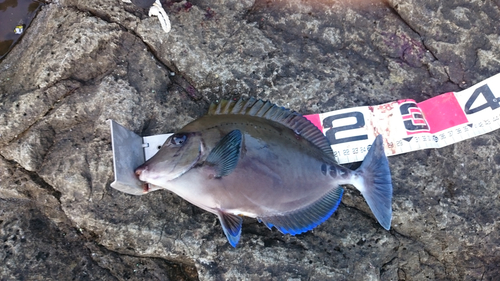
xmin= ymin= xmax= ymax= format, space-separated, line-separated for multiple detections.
xmin=135 ymin=99 xmax=393 ymax=246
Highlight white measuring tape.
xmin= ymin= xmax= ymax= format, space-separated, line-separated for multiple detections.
xmin=109 ymin=73 xmax=500 ymax=194
xmin=305 ymin=73 xmax=500 ymax=164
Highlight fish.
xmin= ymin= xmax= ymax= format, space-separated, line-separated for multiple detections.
xmin=135 ymin=98 xmax=393 ymax=247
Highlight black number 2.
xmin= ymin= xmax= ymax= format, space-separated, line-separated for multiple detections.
xmin=464 ymin=84 xmax=499 ymax=114
xmin=322 ymin=112 xmax=368 ymax=145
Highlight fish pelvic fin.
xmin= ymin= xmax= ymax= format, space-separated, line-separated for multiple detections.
xmin=258 ymin=186 xmax=344 ymax=235
xmin=205 ymin=130 xmax=242 ymax=177
xmin=355 ymin=134 xmax=393 ymax=230
xmin=217 ymin=212 xmax=243 ymax=247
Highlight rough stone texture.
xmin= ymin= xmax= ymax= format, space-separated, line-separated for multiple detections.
xmin=0 ymin=0 xmax=499 ymax=280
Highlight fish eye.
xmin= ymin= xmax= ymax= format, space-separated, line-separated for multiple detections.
xmin=170 ymin=134 xmax=187 ymax=146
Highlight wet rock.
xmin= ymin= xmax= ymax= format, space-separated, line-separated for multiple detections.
xmin=0 ymin=0 xmax=499 ymax=280
xmin=0 ymin=200 xmax=113 ymax=280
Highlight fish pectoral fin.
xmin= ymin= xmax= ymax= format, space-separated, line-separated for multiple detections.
xmin=217 ymin=211 xmax=243 ymax=247
xmin=258 ymin=186 xmax=344 ymax=236
xmin=206 ymin=130 xmax=242 ymax=177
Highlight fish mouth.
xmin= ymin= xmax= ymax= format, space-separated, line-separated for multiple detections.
xmin=134 ymin=138 xmax=203 ymax=185
xmin=132 ymin=166 xmax=155 ymax=193
xmin=135 ymin=164 xmax=157 ymax=181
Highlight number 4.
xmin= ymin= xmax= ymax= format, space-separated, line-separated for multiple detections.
xmin=464 ymin=84 xmax=499 ymax=114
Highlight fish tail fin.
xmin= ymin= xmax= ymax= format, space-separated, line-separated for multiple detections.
xmin=355 ymin=134 xmax=393 ymax=230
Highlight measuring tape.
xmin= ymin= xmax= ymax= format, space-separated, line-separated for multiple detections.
xmin=305 ymin=73 xmax=500 ymax=164
xmin=109 ymin=73 xmax=500 ymax=194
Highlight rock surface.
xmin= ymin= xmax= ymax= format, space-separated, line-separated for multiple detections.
xmin=1 ymin=0 xmax=499 ymax=280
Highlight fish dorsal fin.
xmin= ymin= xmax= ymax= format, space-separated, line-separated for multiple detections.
xmin=218 ymin=211 xmax=243 ymax=247
xmin=208 ymin=98 xmax=334 ymax=160
xmin=206 ymin=130 xmax=242 ymax=177
xmin=258 ymin=186 xmax=344 ymax=235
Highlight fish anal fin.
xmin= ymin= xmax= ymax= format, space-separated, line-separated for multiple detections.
xmin=259 ymin=187 xmax=344 ymax=235
xmin=205 ymin=130 xmax=242 ymax=177
xmin=218 ymin=212 xmax=243 ymax=247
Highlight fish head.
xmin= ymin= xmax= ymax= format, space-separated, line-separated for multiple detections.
xmin=135 ymin=131 xmax=204 ymax=187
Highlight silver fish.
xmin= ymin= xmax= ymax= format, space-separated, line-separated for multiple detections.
xmin=135 ymin=98 xmax=393 ymax=247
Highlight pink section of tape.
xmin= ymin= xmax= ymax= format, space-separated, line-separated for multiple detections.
xmin=417 ymin=92 xmax=469 ymax=134
xmin=304 ymin=114 xmax=323 ymax=132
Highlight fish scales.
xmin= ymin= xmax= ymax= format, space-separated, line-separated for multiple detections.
xmin=174 ymin=114 xmax=333 ymax=212
xmin=135 ymin=98 xmax=393 ymax=247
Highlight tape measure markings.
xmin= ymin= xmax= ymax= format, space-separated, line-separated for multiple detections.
xmin=306 ymin=73 xmax=500 ymax=164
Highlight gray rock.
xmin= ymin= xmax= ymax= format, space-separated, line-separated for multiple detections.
xmin=1 ymin=0 xmax=499 ymax=280
xmin=130 ymin=0 xmax=156 ymax=9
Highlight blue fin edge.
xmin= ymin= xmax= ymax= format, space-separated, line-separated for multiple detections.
xmin=258 ymin=187 xmax=344 ymax=235
xmin=218 ymin=212 xmax=243 ymax=247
